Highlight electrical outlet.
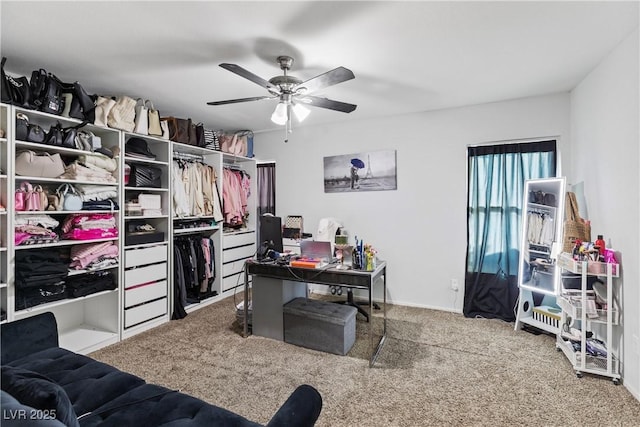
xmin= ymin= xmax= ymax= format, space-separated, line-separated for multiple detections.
xmin=450 ymin=279 xmax=459 ymax=292
xmin=633 ymin=334 xmax=640 ymax=356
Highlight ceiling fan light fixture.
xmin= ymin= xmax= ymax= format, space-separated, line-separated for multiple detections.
xmin=271 ymin=101 xmax=288 ymax=125
xmin=292 ymin=103 xmax=310 ymax=122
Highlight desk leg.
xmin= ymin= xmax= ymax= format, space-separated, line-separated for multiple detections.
xmin=369 ymin=267 xmax=387 ymax=367
xmin=243 ymin=267 xmax=250 ymax=338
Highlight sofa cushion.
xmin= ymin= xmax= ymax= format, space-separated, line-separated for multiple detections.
xmin=1 ymin=365 xmax=79 ymax=427
xmin=7 ymin=347 xmax=145 ymax=417
xmin=77 ymin=383 xmax=262 ymax=427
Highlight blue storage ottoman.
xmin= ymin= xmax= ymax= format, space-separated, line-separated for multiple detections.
xmin=283 ymin=297 xmax=357 ymax=356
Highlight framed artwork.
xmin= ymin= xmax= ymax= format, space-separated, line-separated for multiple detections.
xmin=323 ymin=149 xmax=397 ymax=193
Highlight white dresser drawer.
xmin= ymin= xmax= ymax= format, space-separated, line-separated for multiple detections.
xmin=223 ymin=272 xmax=248 ymax=291
xmin=223 ymin=244 xmax=256 ymax=263
xmin=223 ymin=231 xmax=255 ymax=249
xmin=125 ymin=262 xmax=167 ymax=288
xmin=125 ymin=245 xmax=168 ymax=268
xmin=125 ymin=280 xmax=167 ymax=308
xmin=223 ymin=259 xmax=248 ymax=277
xmin=124 ymin=298 xmax=167 ymax=328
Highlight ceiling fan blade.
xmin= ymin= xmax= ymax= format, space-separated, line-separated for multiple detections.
xmin=207 ymin=95 xmax=276 ymax=106
xmin=296 ymin=67 xmax=355 ymax=94
xmin=298 ymin=95 xmax=357 ymax=113
xmin=220 ymin=63 xmax=280 ymax=93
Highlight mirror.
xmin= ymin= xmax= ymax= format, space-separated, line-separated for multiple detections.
xmin=518 ymin=177 xmax=566 ymax=296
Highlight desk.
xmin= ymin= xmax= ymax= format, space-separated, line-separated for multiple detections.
xmin=243 ymin=260 xmax=387 ymax=367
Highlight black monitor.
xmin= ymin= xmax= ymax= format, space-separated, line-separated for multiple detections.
xmin=259 ymin=215 xmax=283 ymax=253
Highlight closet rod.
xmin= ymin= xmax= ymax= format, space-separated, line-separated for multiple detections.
xmin=173 ymin=151 xmax=204 ymax=161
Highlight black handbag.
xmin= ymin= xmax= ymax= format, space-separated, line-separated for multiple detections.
xmin=44 ymin=122 xmax=64 ymax=146
xmin=30 ymin=69 xmax=65 ymax=115
xmin=129 ymin=163 xmax=162 ymax=188
xmin=1 ymin=57 xmax=32 ymax=108
xmin=64 ymin=81 xmax=96 ymax=122
xmin=15 ymin=113 xmax=29 ymax=141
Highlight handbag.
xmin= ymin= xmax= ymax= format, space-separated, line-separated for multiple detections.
xmin=1 ymin=57 xmax=32 ymax=108
xmin=15 ymin=150 xmax=66 ymax=178
xmin=44 ymin=122 xmax=64 ymax=146
xmin=562 ymin=192 xmax=591 ymax=253
xmin=147 ymin=100 xmax=162 ymax=136
xmin=68 ymin=82 xmax=96 ymax=122
xmin=159 ymin=119 xmax=170 ymax=140
xmin=129 ymin=163 xmax=162 ymax=188
xmin=30 ymin=69 xmax=65 ymax=115
xmin=94 ymin=96 xmax=116 ymax=127
xmin=203 ymin=128 xmax=220 ymax=150
xmin=133 ymin=98 xmax=149 ymax=135
xmin=15 ymin=182 xmax=41 ymax=211
xmin=15 ymin=113 xmax=29 ymax=141
xmin=107 ymin=95 xmax=136 ymax=131
xmin=75 ymin=130 xmax=94 ymax=151
xmin=56 ymin=183 xmax=83 ymax=211
xmin=195 ymin=122 xmax=205 ymax=147
xmin=163 ymin=116 xmax=193 ymax=144
xmin=33 ymin=185 xmax=48 ymax=211
xmin=26 ymin=123 xmax=47 ymax=144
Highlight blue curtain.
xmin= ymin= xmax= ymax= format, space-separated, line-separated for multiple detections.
xmin=464 ymin=140 xmax=556 ymax=321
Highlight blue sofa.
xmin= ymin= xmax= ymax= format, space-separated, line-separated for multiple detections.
xmin=1 ymin=312 xmax=322 ymax=426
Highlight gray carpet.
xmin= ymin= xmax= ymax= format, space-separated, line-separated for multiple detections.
xmin=90 ymin=294 xmax=640 ymax=426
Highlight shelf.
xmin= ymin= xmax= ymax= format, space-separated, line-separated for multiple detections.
xmin=172 ymin=142 xmax=220 ymax=156
xmin=124 ymin=156 xmax=169 ymax=166
xmin=0 ymin=282 xmax=7 ymax=289
xmin=124 ymin=214 xmax=169 ymax=220
xmin=174 ymin=225 xmax=220 ymax=235
xmin=15 ymin=237 xmax=119 ymax=250
xmin=16 ymin=210 xmax=120 ymax=215
xmin=516 ymin=315 xmax=559 ymax=335
xmin=15 ymin=140 xmax=97 ymax=156
xmin=558 ymin=252 xmax=619 ymax=277
xmin=556 ymin=336 xmax=620 ymax=379
xmin=67 ymin=264 xmax=119 ymax=276
xmin=59 ymin=324 xmax=119 ymax=355
xmin=223 ymin=228 xmax=256 ymax=236
xmin=124 ymin=186 xmax=169 ymax=192
xmin=557 ymin=296 xmax=618 ymax=325
xmin=15 ymin=176 xmax=118 ymax=186
xmin=14 ymin=289 xmax=118 ymax=315
xmin=123 ymin=240 xmax=169 ymax=250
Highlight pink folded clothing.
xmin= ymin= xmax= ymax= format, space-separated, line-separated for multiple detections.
xmin=62 ymin=213 xmax=117 ymax=234
xmin=63 ymin=228 xmax=118 ymax=240
xmin=69 ymin=241 xmax=119 ymax=269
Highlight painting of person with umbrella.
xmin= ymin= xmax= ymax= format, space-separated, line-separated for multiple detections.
xmin=323 ymin=150 xmax=397 ymax=193
xmin=350 ymin=158 xmax=364 ymax=189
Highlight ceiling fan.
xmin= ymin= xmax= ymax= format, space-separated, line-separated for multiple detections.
xmin=207 ymin=56 xmax=357 ymax=129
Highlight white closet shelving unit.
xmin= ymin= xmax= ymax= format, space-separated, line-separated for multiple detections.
xmin=8 ymin=107 xmax=122 ymax=354
xmin=169 ymin=142 xmax=256 ymax=314
xmin=556 ymin=252 xmax=621 ymax=384
xmin=220 ymin=153 xmax=257 ymax=296
xmin=121 ymin=132 xmax=171 ymax=338
xmin=0 ymin=103 xmax=9 ymax=324
xmin=2 ymin=102 xmax=258 ymax=351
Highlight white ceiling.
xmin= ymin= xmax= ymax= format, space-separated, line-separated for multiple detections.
xmin=1 ymin=1 xmax=638 ymax=133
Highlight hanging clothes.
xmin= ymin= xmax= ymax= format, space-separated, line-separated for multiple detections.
xmin=223 ymin=167 xmax=251 ymax=228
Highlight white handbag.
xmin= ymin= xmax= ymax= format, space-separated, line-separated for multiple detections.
xmin=160 ymin=119 xmax=170 ymax=140
xmin=94 ymin=96 xmax=116 ymax=127
xmin=147 ymin=100 xmax=162 ymax=136
xmin=107 ymin=95 xmax=136 ymax=132
xmin=133 ymin=98 xmax=149 ymax=135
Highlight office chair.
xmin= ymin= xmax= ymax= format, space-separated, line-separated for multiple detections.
xmin=330 ymin=285 xmax=379 ymax=322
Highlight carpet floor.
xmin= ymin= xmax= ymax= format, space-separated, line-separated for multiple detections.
xmin=90 ymin=294 xmax=640 ymax=426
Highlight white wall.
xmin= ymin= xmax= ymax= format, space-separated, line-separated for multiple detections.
xmin=255 ymin=93 xmax=570 ymax=312
xmin=570 ymin=28 xmax=639 ymax=399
